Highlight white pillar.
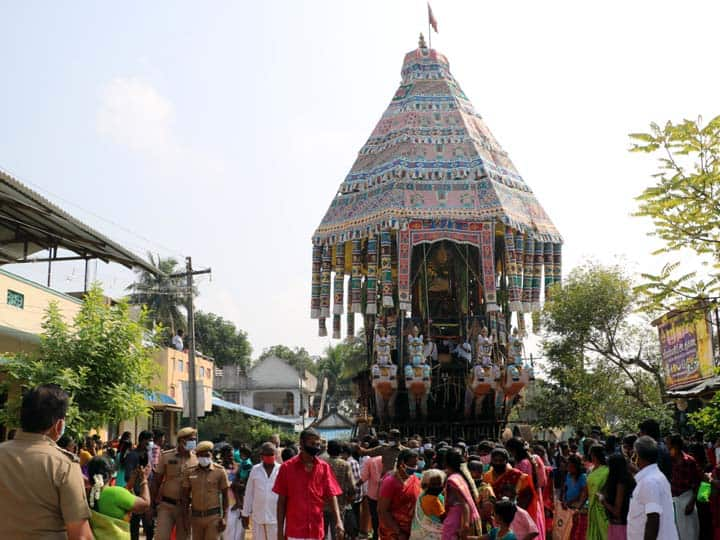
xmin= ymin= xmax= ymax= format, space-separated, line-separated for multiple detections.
xmin=293 ymin=390 xmax=301 ymax=417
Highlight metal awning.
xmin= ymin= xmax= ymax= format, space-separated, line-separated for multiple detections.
xmin=0 ymin=168 xmax=159 ymax=274
xmin=145 ymin=391 xmax=182 ymax=409
xmin=211 ymin=397 xmax=296 ymax=426
xmin=666 ymin=376 xmax=720 ymax=397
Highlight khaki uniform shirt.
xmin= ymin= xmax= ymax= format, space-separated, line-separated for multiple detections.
xmin=0 ymin=430 xmax=91 ymax=539
xmin=181 ymin=462 xmax=229 ymax=511
xmin=156 ymin=448 xmax=198 ymax=500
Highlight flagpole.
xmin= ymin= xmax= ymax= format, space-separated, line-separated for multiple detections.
xmin=428 ymin=7 xmax=432 ymax=50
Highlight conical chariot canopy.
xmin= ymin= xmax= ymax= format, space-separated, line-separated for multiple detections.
xmin=310 ymin=38 xmax=562 ymax=339
xmin=313 ymin=39 xmax=561 ymax=246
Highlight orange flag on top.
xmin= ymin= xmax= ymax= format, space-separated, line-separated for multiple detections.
xmin=428 ymin=3 xmax=438 ymax=33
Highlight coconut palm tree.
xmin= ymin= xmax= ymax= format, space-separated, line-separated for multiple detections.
xmin=126 ymin=253 xmax=192 ymax=337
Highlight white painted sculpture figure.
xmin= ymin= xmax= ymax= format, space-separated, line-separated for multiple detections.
xmin=476 ymin=327 xmax=494 ymax=367
xmin=464 ymin=360 xmax=500 ymax=418
xmin=508 ymin=327 xmax=524 ymax=367
xmin=371 ymin=326 xmax=397 ymax=422
xmin=405 ymin=326 xmax=430 ymax=419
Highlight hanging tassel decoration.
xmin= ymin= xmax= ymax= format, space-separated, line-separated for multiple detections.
xmin=310 ymin=245 xmax=321 ymax=319
xmin=333 ymin=243 xmax=345 ymax=316
xmin=366 ymin=236 xmax=378 ymax=314
xmin=532 ymin=240 xmax=543 ymax=311
xmin=504 ymin=227 xmax=522 ymax=312
xmin=553 ymin=243 xmax=563 ymax=285
xmin=381 ymin=231 xmax=394 ymax=308
xmin=320 ymin=245 xmax=331 ymax=318
xmin=351 ymin=239 xmax=362 ymax=313
xmin=544 ymin=243 xmax=555 ymax=299
xmin=521 ymin=236 xmax=534 ymax=313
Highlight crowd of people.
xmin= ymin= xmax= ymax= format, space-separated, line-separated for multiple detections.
xmin=1 ymin=384 xmax=720 ymax=540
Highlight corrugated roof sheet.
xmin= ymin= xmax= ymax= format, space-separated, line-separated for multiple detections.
xmin=211 ymin=397 xmax=296 ymax=425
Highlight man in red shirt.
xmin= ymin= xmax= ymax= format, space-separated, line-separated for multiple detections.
xmin=273 ymin=428 xmax=345 ymax=540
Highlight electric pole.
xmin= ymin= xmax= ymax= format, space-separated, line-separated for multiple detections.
xmin=171 ymin=257 xmax=211 ymax=428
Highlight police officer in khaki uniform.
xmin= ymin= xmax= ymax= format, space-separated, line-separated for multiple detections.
xmin=181 ymin=440 xmax=230 ymax=540
xmin=152 ymin=427 xmax=199 ymax=540
xmin=0 ymin=384 xmax=93 ymax=539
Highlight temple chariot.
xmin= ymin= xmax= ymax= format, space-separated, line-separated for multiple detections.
xmin=310 ymin=36 xmax=562 ymax=440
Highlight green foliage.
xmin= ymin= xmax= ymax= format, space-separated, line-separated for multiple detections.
xmin=631 ymin=116 xmax=720 ymax=312
xmin=316 ymin=336 xmax=367 ymax=414
xmin=194 ymin=311 xmax=252 ymax=368
xmin=258 ymin=345 xmax=318 ymax=375
xmin=126 ymin=253 xmax=191 ymax=337
xmin=196 ymin=409 xmax=282 ymax=448
xmin=688 ymin=392 xmax=720 ymax=439
xmin=525 ymin=263 xmax=670 ymax=431
xmin=0 ymin=286 xmax=159 ymax=438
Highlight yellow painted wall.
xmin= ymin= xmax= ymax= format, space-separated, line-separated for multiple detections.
xmin=0 ymin=269 xmax=83 ymax=354
xmin=154 ymin=347 xmax=214 ymax=412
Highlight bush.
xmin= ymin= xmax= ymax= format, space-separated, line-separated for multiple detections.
xmin=196 ymin=409 xmax=291 ymax=448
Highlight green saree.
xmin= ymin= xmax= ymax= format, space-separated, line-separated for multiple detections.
xmin=586 ymin=465 xmax=609 ymax=540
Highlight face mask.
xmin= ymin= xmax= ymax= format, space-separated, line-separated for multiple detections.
xmin=185 ymin=440 xmax=197 ymax=451
xmin=262 ymin=455 xmax=276 ymax=465
xmin=57 ymin=419 xmax=66 ymax=441
xmin=405 ymin=467 xmax=417 ymax=474
xmin=426 ymin=486 xmax=443 ymax=496
xmin=198 ymin=456 xmax=212 ymax=467
xmin=389 ymin=440 xmax=398 ymax=447
xmin=303 ymin=444 xmax=321 ymax=457
xmin=417 ymin=459 xmax=426 ymax=470
xmin=146 ymin=441 xmax=155 ymax=452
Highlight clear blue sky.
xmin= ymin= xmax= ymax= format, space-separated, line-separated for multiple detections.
xmin=1 ymin=1 xmax=718 ymax=357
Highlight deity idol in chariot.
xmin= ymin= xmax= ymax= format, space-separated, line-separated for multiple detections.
xmin=404 ymin=325 xmax=431 ymax=419
xmin=464 ymin=356 xmax=501 ymax=419
xmin=476 ymin=327 xmax=494 ymax=367
xmin=497 ymin=328 xmax=533 ymax=413
xmin=371 ymin=326 xmax=397 ymax=422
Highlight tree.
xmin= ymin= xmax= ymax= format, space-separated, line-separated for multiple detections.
xmin=0 ymin=285 xmax=159 ymax=437
xmin=631 ymin=116 xmax=720 ymax=311
xmin=258 ymin=345 xmax=317 ymax=375
xmin=688 ymin=393 xmax=720 ymax=439
xmin=194 ymin=311 xmax=252 ymax=368
xmin=316 ymin=337 xmax=367 ymax=414
xmin=126 ymin=253 xmax=190 ymax=336
xmin=525 ymin=263 xmax=670 ymax=431
xmin=197 ymin=409 xmax=283 ymax=448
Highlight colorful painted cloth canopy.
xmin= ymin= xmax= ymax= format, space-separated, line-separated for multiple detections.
xmin=313 ymin=44 xmax=562 ymax=246
xmin=310 ymin=41 xmax=562 ymax=332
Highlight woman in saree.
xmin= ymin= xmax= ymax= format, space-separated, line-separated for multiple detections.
xmin=586 ymin=444 xmax=610 ymax=540
xmin=483 ymin=448 xmax=535 ymax=511
xmin=600 ymin=453 xmax=635 ymax=540
xmin=378 ymin=448 xmax=422 ymax=539
xmin=412 ymin=468 xmax=446 ymax=540
xmin=443 ymin=448 xmax=481 ymax=540
xmin=707 ymin=458 xmax=720 ymax=540
xmin=505 ymin=438 xmax=545 ymax=540
xmin=87 ymin=455 xmax=151 ymax=539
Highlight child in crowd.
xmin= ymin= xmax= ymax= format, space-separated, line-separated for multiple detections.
xmin=420 ymin=469 xmax=446 ymax=523
xmin=469 ymin=498 xmax=518 ymax=540
xmin=223 ymin=476 xmax=246 ymax=540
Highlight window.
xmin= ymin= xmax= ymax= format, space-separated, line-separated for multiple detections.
xmin=177 ymin=359 xmax=184 ymax=372
xmin=7 ymin=290 xmax=24 ymax=309
xmin=200 ymin=366 xmax=205 ymax=378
